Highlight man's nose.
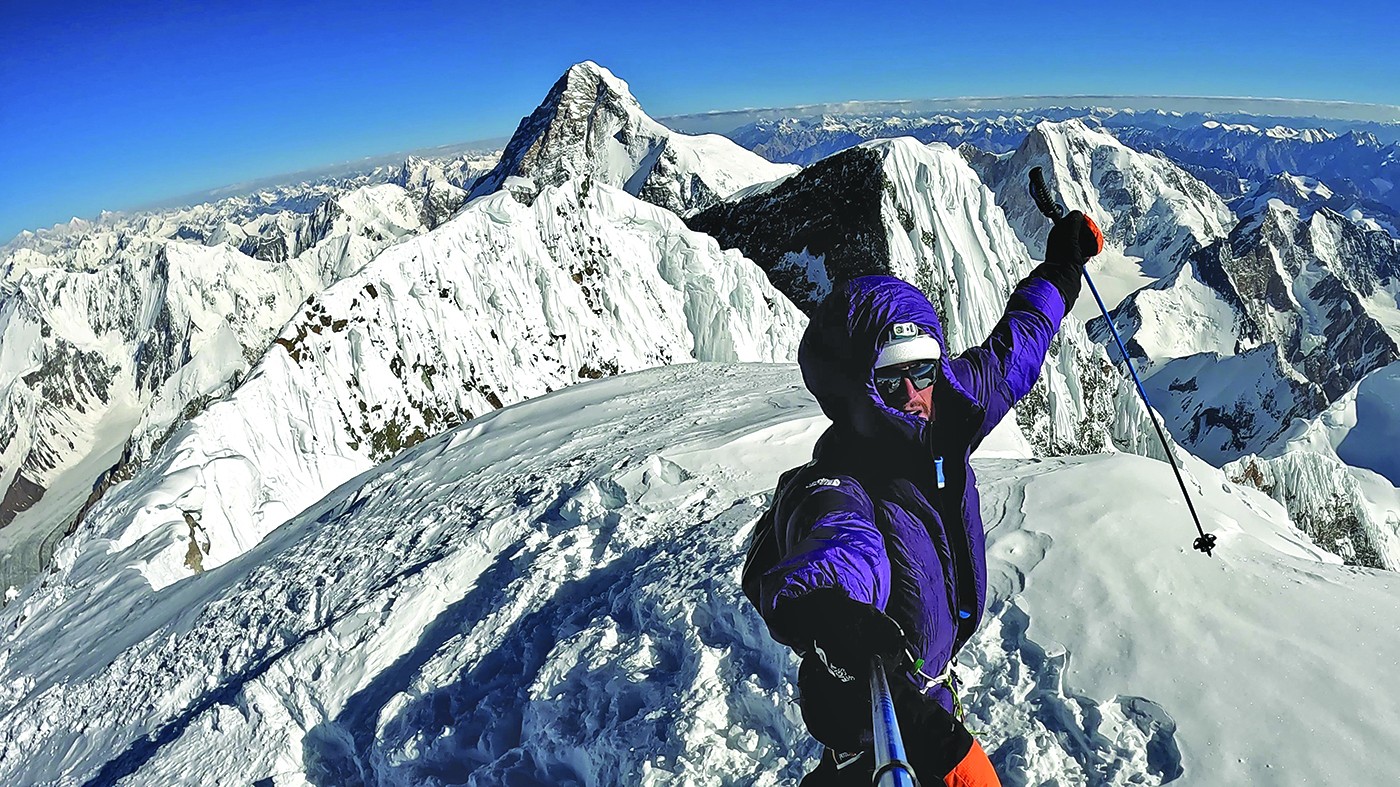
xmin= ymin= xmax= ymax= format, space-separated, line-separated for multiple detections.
xmin=900 ymin=375 xmax=920 ymax=399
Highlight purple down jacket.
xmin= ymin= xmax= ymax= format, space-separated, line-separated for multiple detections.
xmin=741 ymin=273 xmax=1067 ymax=708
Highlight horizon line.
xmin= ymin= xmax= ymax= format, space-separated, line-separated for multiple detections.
xmin=9 ymin=93 xmax=1398 ymax=242
xmin=661 ymin=94 xmax=1400 ymax=120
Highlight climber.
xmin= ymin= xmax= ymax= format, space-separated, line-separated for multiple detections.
xmin=741 ymin=210 xmax=1103 ymax=785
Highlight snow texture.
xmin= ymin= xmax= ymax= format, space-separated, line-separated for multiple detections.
xmin=1100 ymin=194 xmax=1400 ymax=466
xmin=1224 ymin=360 xmax=1400 ymax=568
xmin=25 ymin=178 xmax=803 ymax=611
xmin=7 ymin=60 xmax=1400 ymax=787
xmin=690 ymin=136 xmax=1167 ymax=461
xmin=978 ymin=120 xmax=1235 ymax=288
xmin=3 ymin=365 xmax=1398 ymax=786
xmin=0 ymin=182 xmax=448 ymax=591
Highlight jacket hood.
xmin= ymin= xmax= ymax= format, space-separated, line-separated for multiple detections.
xmin=799 ymin=276 xmax=979 ymax=456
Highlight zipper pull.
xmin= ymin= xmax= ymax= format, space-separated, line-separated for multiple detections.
xmin=934 ymin=457 xmax=946 ymax=489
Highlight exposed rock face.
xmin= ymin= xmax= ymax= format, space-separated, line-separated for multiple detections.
xmin=1228 ymin=452 xmax=1392 ymax=570
xmin=687 ymin=146 xmax=891 ymax=311
xmin=719 ymin=109 xmax=1399 ymax=219
xmin=1115 ymin=124 xmax=1400 ymax=217
xmin=467 ymin=61 xmax=796 ymax=215
xmin=394 ymin=156 xmax=472 ymax=229
xmin=1233 ymin=173 xmax=1400 ymax=235
xmin=27 ymin=179 xmax=805 ymax=597
xmin=729 ymin=113 xmax=1045 ymax=164
xmin=1223 ymin=359 xmax=1400 ymax=569
xmin=688 ymin=136 xmax=1166 ymax=460
xmin=1096 ymin=193 xmax=1400 ymax=464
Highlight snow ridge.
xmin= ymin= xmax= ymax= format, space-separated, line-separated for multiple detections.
xmin=0 ymin=152 xmax=500 ymax=591
xmin=26 ymin=179 xmax=803 ymax=612
xmin=977 ymin=120 xmax=1235 ymax=282
xmin=1097 ymin=197 xmax=1400 ymax=468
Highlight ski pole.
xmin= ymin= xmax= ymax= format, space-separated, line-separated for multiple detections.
xmin=869 ymin=656 xmax=917 ymax=787
xmin=1027 ymin=166 xmax=1217 ymax=557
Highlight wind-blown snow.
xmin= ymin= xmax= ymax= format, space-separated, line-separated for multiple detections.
xmin=3 ymin=364 xmax=1398 ymax=786
xmin=9 ymin=60 xmax=1400 ymax=787
xmin=1227 ymin=361 xmax=1400 ymax=568
xmin=0 ymin=176 xmax=488 ymax=591
xmin=688 ymin=136 xmax=1168 ymax=462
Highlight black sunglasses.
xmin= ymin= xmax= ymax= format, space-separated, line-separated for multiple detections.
xmin=874 ymin=361 xmax=939 ymax=395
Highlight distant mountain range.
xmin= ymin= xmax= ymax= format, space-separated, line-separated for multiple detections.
xmin=662 ymin=95 xmax=1400 ymax=136
xmin=5 ymin=61 xmax=1400 ymax=786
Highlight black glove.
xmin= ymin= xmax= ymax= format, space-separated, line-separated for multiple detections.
xmin=1047 ymin=209 xmax=1104 ymax=266
xmin=1033 ymin=210 xmax=1104 ymax=309
xmin=777 ymin=590 xmax=908 ymax=682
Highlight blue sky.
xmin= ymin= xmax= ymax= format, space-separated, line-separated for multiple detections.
xmin=1 ymin=0 xmax=1395 ymax=241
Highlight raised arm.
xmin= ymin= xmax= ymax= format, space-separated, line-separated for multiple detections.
xmin=951 ymin=211 xmax=1103 ymax=441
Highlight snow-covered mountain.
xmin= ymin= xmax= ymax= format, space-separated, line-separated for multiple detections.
xmin=1098 ymin=195 xmax=1400 ymax=464
xmin=729 ymin=113 xmax=1050 ymax=165
xmin=1233 ymin=172 xmax=1400 ymax=236
xmin=713 ymin=106 xmax=1400 ymax=220
xmin=970 ymin=120 xmax=1235 ymax=307
xmin=9 ymin=61 xmax=1400 ymax=785
xmin=1267 ymin=360 xmax=1400 ymax=485
xmin=468 ymin=62 xmax=796 ymax=215
xmin=689 ymin=136 xmax=1167 ymax=461
xmin=1223 ymin=360 xmax=1400 ymax=569
xmin=3 ymin=149 xmax=495 ymax=272
xmin=0 ymin=183 xmax=444 ymax=592
xmin=4 ymin=364 xmax=1398 ymax=785
xmin=1113 ymin=122 xmax=1400 ymax=216
xmin=392 ymin=156 xmax=469 ymax=229
xmin=0 ymin=58 xmax=795 ymax=596
xmin=23 ymin=177 xmax=802 ymax=611
xmin=0 ymin=141 xmax=503 ymax=593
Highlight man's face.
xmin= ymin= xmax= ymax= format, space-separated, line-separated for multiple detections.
xmin=874 ymin=360 xmax=938 ymax=420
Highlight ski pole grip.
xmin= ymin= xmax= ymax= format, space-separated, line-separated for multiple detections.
xmin=1028 ymin=166 xmax=1065 ymax=221
xmin=870 ymin=656 xmax=918 ymax=787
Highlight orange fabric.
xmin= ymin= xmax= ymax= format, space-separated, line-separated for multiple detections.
xmin=1084 ymin=214 xmax=1105 ymax=256
xmin=943 ymin=740 xmax=1001 ymax=787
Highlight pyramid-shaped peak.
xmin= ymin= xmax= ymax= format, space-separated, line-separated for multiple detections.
xmin=547 ymin=60 xmax=640 ymax=109
xmin=468 ymin=62 xmax=795 ymax=214
xmin=562 ymin=61 xmax=631 ymax=91
xmin=1234 ymin=173 xmax=1341 ymax=224
xmin=982 ymin=116 xmax=1234 ymax=274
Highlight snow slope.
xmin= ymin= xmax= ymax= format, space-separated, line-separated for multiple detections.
xmin=1221 ymin=361 xmax=1400 ymax=569
xmin=27 ymin=179 xmax=803 ymax=606
xmin=1098 ymin=195 xmax=1400 ymax=465
xmin=1277 ymin=360 xmax=1400 ymax=484
xmin=3 ymin=364 xmax=1397 ymax=786
xmin=0 ymin=184 xmax=435 ymax=592
xmin=689 ymin=137 xmax=1167 ymax=461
